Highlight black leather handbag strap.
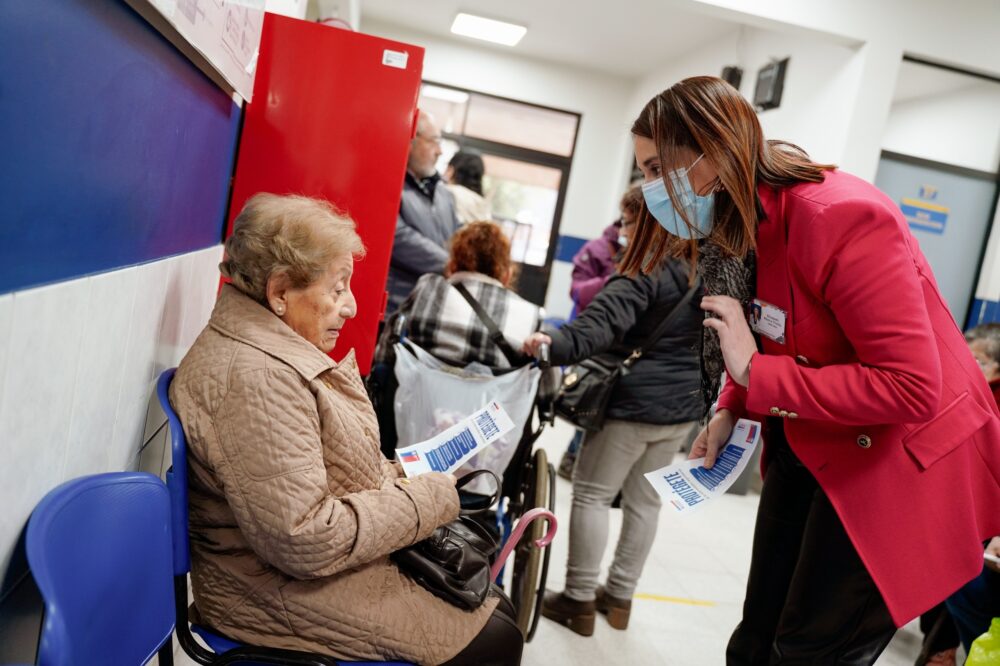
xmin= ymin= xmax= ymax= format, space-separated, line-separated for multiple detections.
xmin=455 ymin=470 xmax=501 ymax=515
xmin=452 ymin=281 xmax=524 ymax=366
xmin=622 ymin=281 xmax=700 ymax=369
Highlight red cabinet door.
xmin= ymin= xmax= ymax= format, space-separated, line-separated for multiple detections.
xmin=229 ymin=13 xmax=424 ymax=374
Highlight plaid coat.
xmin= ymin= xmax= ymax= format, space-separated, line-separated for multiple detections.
xmin=376 ymin=272 xmax=542 ymax=370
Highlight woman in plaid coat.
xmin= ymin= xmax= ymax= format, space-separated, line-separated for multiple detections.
xmin=375 ymin=221 xmax=542 ymax=370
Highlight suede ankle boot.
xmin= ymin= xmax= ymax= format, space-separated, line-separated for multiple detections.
xmin=595 ymin=586 xmax=632 ymax=630
xmin=541 ymin=590 xmax=596 ymax=636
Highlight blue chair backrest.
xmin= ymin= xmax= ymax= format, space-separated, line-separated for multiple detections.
xmin=26 ymin=472 xmax=175 ymax=666
xmin=156 ymin=367 xmax=191 ymax=577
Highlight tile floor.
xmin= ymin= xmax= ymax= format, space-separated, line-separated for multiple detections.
xmin=170 ymin=418 xmax=924 ymax=665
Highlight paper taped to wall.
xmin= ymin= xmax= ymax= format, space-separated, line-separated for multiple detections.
xmin=644 ymin=419 xmax=762 ymax=514
xmin=398 ymin=401 xmax=516 ymax=477
xmin=143 ymin=0 xmax=265 ymax=101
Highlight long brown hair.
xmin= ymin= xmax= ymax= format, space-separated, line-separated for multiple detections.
xmin=621 ymin=76 xmax=834 ymax=276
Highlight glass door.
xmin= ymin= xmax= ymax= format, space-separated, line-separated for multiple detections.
xmin=422 ymin=82 xmax=579 ymax=306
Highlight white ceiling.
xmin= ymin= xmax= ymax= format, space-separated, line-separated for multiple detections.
xmin=892 ymin=60 xmax=997 ymax=104
xmin=359 ymin=0 xmax=740 ymax=78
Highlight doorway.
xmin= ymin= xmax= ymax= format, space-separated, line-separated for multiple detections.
xmin=879 ymin=57 xmax=1000 ymax=325
xmin=418 ymin=82 xmax=580 ymax=306
xmin=875 ymin=152 xmax=997 ymax=323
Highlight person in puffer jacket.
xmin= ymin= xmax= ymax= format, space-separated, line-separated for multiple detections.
xmin=558 ymin=185 xmax=644 ymax=479
xmin=522 ymin=257 xmax=703 ymax=636
xmin=171 ymin=193 xmax=523 ymax=666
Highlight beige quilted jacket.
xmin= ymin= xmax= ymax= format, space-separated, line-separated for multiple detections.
xmin=170 ymin=286 xmax=496 ymax=664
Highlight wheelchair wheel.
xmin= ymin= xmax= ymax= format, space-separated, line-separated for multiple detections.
xmin=510 ymin=448 xmax=555 ymax=641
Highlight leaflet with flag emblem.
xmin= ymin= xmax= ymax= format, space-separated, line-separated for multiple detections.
xmin=397 ymin=401 xmax=516 ymax=478
xmin=644 ymin=419 xmax=762 ymax=514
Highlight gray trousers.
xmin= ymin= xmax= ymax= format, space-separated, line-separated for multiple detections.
xmin=564 ymin=419 xmax=696 ymax=602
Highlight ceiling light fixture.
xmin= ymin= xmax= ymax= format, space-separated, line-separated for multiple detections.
xmin=450 ymin=13 xmax=526 ymax=46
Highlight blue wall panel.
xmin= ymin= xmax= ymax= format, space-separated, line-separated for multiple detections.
xmin=968 ymin=298 xmax=1000 ymax=328
xmin=555 ymin=235 xmax=588 ymax=264
xmin=0 ymin=1 xmax=241 ymax=294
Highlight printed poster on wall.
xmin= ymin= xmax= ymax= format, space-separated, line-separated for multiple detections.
xmin=900 ymin=184 xmax=950 ymax=235
xmin=146 ymin=0 xmax=266 ymax=102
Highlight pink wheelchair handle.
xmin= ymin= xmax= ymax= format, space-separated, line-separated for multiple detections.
xmin=490 ymin=508 xmax=558 ymax=581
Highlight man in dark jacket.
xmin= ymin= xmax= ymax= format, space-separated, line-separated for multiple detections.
xmin=385 ymin=111 xmax=460 ymax=314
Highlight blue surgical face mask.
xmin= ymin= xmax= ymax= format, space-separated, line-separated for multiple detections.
xmin=641 ymin=154 xmax=715 ymax=239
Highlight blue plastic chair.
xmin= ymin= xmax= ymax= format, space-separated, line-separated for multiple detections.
xmin=25 ymin=472 xmax=175 ymax=666
xmin=157 ymin=368 xmax=412 ymax=666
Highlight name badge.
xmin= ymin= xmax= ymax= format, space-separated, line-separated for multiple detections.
xmin=749 ymin=299 xmax=786 ymax=344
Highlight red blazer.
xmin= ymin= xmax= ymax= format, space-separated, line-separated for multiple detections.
xmin=718 ymin=169 xmax=1000 ymax=627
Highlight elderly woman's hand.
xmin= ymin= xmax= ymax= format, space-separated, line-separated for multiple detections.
xmin=522 ymin=332 xmax=552 ymax=358
xmin=701 ymin=296 xmax=757 ymax=388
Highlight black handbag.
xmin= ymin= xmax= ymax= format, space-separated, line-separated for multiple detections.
xmin=391 ymin=470 xmax=501 ymax=611
xmin=554 ymin=282 xmax=699 ymax=432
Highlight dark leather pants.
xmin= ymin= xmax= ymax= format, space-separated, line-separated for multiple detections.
xmin=442 ymin=587 xmax=523 ymax=666
xmin=727 ymin=421 xmax=897 ymax=665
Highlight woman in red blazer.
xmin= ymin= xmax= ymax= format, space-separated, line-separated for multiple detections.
xmin=624 ymin=77 xmax=1000 ymax=665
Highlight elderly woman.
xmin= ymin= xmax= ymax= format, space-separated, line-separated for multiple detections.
xmin=170 ymin=194 xmax=523 ymax=666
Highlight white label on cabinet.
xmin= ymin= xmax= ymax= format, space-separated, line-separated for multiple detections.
xmin=382 ymin=49 xmax=409 ymax=69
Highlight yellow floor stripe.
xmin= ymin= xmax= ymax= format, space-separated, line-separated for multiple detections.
xmin=634 ymin=592 xmax=716 ymax=607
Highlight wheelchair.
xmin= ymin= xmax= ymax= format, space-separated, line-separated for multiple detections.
xmin=497 ymin=397 xmax=558 ymax=641
xmin=368 ymin=320 xmax=559 ymax=642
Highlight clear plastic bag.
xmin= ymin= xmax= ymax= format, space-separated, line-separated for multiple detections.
xmin=393 ymin=342 xmax=540 ymax=494
xmin=967 ymin=618 xmax=1000 ymax=666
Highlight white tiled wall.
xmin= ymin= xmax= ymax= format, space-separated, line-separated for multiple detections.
xmin=0 ymin=245 xmax=224 ymax=574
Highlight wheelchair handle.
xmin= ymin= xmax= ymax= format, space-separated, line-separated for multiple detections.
xmin=489 ymin=507 xmax=558 ymax=581
xmin=391 ymin=314 xmax=407 ymax=340
xmin=536 ymin=342 xmax=551 ymax=369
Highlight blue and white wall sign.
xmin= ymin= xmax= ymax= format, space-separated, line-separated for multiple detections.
xmin=900 ymin=195 xmax=950 ymax=235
